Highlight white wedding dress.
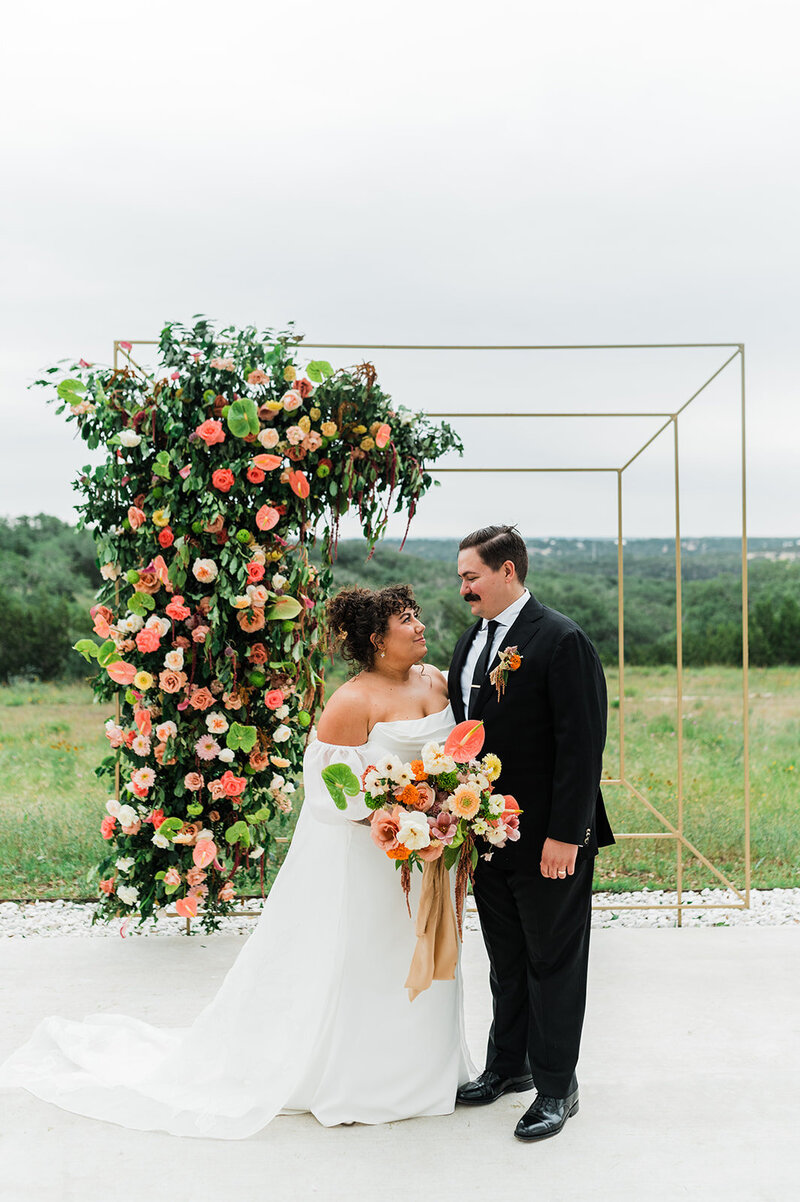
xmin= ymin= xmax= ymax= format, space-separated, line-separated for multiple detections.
xmin=0 ymin=703 xmax=475 ymax=1139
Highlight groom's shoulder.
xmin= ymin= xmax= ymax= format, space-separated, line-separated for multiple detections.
xmin=536 ymin=601 xmax=599 ymax=650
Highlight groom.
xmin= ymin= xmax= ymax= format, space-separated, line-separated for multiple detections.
xmin=449 ymin=525 xmax=613 ymax=1141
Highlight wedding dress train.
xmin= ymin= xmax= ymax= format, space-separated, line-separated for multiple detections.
xmin=0 ymin=704 xmax=475 ymax=1138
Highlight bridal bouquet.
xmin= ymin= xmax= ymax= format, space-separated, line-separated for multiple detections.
xmin=322 ymin=721 xmax=521 ymax=934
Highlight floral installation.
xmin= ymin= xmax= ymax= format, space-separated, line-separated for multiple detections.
xmin=40 ymin=318 xmax=461 ymax=932
xmin=489 ymin=645 xmax=522 ymax=701
xmin=322 ymin=720 xmax=521 ymax=934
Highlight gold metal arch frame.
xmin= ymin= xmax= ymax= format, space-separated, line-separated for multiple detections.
xmin=113 ymin=340 xmax=749 ymax=928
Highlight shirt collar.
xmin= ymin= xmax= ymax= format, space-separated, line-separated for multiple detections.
xmin=482 ymin=588 xmax=530 ymax=631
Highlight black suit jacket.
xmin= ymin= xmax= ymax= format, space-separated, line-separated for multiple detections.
xmin=447 ymin=595 xmax=614 ymax=867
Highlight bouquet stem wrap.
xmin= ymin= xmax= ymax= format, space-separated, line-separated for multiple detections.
xmin=404 ymin=856 xmax=459 ymax=1002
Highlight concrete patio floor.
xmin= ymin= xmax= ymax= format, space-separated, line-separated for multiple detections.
xmin=0 ymin=926 xmax=797 ymax=1202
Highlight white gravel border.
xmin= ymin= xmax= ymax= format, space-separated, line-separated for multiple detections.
xmin=1 ymin=888 xmax=798 ymax=938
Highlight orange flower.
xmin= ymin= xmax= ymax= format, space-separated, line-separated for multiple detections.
xmin=451 ymin=784 xmax=481 ymax=820
xmin=247 ymin=642 xmax=268 ymax=664
xmin=396 ymin=783 xmax=421 ymax=808
xmin=386 ymin=844 xmax=411 ymax=861
xmin=237 ymin=607 xmax=265 ymax=632
xmin=159 ymin=668 xmax=188 ymax=693
xmin=195 ymin=418 xmax=226 ymax=446
xmin=189 ymin=687 xmax=215 ymax=710
xmin=410 ymin=759 xmax=428 ymax=781
xmin=507 ymin=652 xmax=522 ymax=670
xmin=249 ymin=748 xmax=270 ymax=771
xmin=212 ymin=468 xmax=235 ymax=493
xmin=133 ymin=570 xmax=161 ymax=595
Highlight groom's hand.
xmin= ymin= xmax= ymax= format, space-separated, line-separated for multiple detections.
xmin=540 ymin=838 xmax=578 ymax=880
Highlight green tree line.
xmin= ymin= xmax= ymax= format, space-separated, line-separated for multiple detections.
xmin=1 ymin=515 xmax=798 ymax=682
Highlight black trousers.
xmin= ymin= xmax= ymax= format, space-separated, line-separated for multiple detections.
xmin=472 ymin=851 xmax=594 ymax=1097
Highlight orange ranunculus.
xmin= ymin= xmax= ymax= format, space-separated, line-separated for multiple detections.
xmin=507 ymin=652 xmax=522 ymax=670
xmin=195 ymin=418 xmax=226 ymax=445
xmin=247 ymin=642 xmax=268 ymax=664
xmin=159 ymin=668 xmax=188 ymax=693
xmin=106 ymin=660 xmax=137 ymax=685
xmin=165 ymin=595 xmax=191 ymax=621
xmin=189 ymin=687 xmax=215 ymax=711
xmin=237 ymin=607 xmax=265 ymax=632
xmin=135 ymin=627 xmax=161 ymax=654
xmin=395 ymin=783 xmax=421 ymax=808
xmin=127 ymin=506 xmax=146 ymax=530
xmin=410 ymin=759 xmax=428 ymax=781
xmin=386 ymin=844 xmax=412 ymax=861
xmin=212 ymin=468 xmax=235 ymax=492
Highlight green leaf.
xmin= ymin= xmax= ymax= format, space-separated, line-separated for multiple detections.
xmin=153 ymin=462 xmax=171 ymax=479
xmin=57 ymin=378 xmax=86 ymax=401
xmin=306 ymin=360 xmax=333 ymax=383
xmin=157 ymin=817 xmax=185 ymax=840
xmin=265 ymin=595 xmax=303 ymax=621
xmin=321 ymin=762 xmax=361 ymax=811
xmin=470 ymin=843 xmax=479 ymax=871
xmin=226 ymin=722 xmax=258 ymax=753
xmin=247 ymin=805 xmax=272 ymax=824
xmin=443 ymin=844 xmax=461 ymax=871
xmin=225 ymin=820 xmax=251 ymax=848
xmin=73 ymin=638 xmax=99 ymax=661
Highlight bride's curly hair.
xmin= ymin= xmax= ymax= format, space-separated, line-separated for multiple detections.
xmin=327 ymin=585 xmax=420 ymax=673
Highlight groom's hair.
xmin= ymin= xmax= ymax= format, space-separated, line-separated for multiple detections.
xmin=459 ymin=525 xmax=528 ymax=582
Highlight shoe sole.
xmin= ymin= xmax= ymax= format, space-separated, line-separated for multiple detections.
xmin=513 ymin=1100 xmax=579 ymax=1141
xmin=457 ymin=1078 xmax=536 ymax=1106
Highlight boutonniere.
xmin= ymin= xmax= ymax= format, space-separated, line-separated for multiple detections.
xmin=489 ymin=645 xmax=522 ymax=700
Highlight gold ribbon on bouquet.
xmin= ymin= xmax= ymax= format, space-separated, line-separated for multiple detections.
xmin=404 ymin=856 xmax=459 ymax=1002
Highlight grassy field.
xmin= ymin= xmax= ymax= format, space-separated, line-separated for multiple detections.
xmin=0 ymin=668 xmax=797 ymax=900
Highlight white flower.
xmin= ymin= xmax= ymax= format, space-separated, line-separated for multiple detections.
xmin=121 ymin=613 xmax=144 ymax=633
xmin=217 ymin=748 xmax=235 ymax=763
xmin=421 ymin=742 xmax=457 ymax=775
xmin=249 ymin=846 xmax=265 ymax=859
xmin=130 ymin=734 xmax=151 ymax=757
xmin=271 ymin=573 xmax=288 ymax=590
xmin=146 ymin=615 xmax=170 ymax=637
xmin=116 ymin=884 xmax=140 ymax=905
xmin=274 ymin=704 xmax=289 ymax=721
xmin=396 ymin=812 xmax=432 ymax=850
xmin=284 ymin=782 xmax=296 ymax=795
xmin=364 ymin=769 xmax=389 ymax=797
xmin=205 ymin=711 xmax=229 ymax=734
xmin=193 ymin=557 xmax=218 ymax=583
xmin=375 ymin=754 xmax=407 ymax=783
xmin=117 ymin=804 xmax=138 ymax=827
xmin=100 ymin=562 xmax=120 ymax=580
xmin=485 ymin=822 xmax=508 ymax=846
xmin=164 ymin=648 xmax=184 ymax=671
xmin=258 ymin=427 xmax=280 ymax=449
xmin=136 ymin=804 xmax=150 ymax=818
xmin=246 ymin=584 xmax=269 ymax=606
xmin=393 ymin=765 xmax=414 ymax=788
xmin=115 ymin=857 xmax=135 ymax=873
xmin=269 ymin=774 xmax=286 ymax=791
xmin=151 ymin=831 xmax=170 ymax=849
xmin=273 ymin=724 xmax=291 ymax=743
xmin=487 ymin=795 xmax=504 ymax=818
xmin=195 ymin=828 xmax=215 ymax=843
xmin=472 ymin=818 xmax=489 ymax=836
xmin=250 ymin=545 xmax=266 ymax=565
xmin=119 ymin=430 xmax=141 ymax=448
xmin=106 ymin=798 xmax=121 ymax=818
xmin=231 ymin=595 xmax=250 ymax=609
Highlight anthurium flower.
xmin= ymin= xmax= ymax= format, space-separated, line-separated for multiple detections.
xmin=288 ymin=470 xmax=310 ymax=499
xmin=251 ymin=454 xmax=282 ymax=471
xmin=256 ymin=505 xmax=280 ymax=531
xmin=106 ymin=660 xmax=137 ymax=685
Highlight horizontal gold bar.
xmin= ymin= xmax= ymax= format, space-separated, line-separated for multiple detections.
xmin=591 ymin=903 xmax=747 ymax=911
xmin=114 ymin=340 xmax=743 ymax=351
xmin=428 ymin=467 xmax=619 ymax=473
xmin=428 ymin=412 xmax=675 ymax=418
xmin=613 ymin=832 xmax=678 ymax=839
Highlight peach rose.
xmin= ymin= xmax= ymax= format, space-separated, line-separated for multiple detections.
xmin=238 ymin=608 xmax=265 ymax=633
xmin=417 ymin=839 xmax=444 ymax=862
xmin=247 ymin=466 xmax=265 ymax=484
xmin=412 ymin=781 xmax=436 ymax=812
xmin=192 ymin=624 xmax=210 ymax=643
xmin=196 ymin=418 xmax=226 ymax=445
xmin=164 ymin=866 xmax=181 ymax=888
xmin=154 ymin=742 xmax=177 ymax=767
xmin=135 ymin=627 xmax=161 ymax=654
xmin=220 ymin=770 xmax=247 ymax=797
xmin=212 ymin=468 xmax=235 ymax=492
xmin=296 ymin=378 xmax=314 ymax=398
xmin=127 ymin=506 xmax=146 ymax=529
xmin=264 ymin=689 xmax=284 ymax=710
xmin=133 ymin=570 xmax=161 ymax=595
xmin=218 ymin=880 xmax=235 ymax=902
xmin=258 ymin=427 xmax=280 ymax=449
xmin=247 ymin=368 xmax=270 ymax=386
xmin=370 ymin=805 xmax=401 ymax=853
xmin=186 ymin=865 xmax=207 ymax=886
xmin=247 ymin=642 xmax=268 ymax=664
xmin=189 ymin=687 xmax=215 ymax=711
xmin=282 ymin=390 xmax=303 ymax=411
xmin=159 ymin=668 xmax=188 ymax=694
xmin=165 ymin=595 xmax=191 ymax=621
xmin=120 ymin=817 xmax=142 ymax=836
xmin=249 ymin=748 xmax=270 ymax=771
xmin=184 ymin=772 xmax=204 ymax=791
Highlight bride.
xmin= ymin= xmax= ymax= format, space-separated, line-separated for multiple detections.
xmin=0 ymin=584 xmax=475 ymax=1138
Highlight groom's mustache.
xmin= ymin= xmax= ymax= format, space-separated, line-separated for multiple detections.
xmin=463 ymin=593 xmax=481 ymax=603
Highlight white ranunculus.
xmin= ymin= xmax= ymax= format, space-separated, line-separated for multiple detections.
xmin=118 ymin=430 xmax=141 ymax=448
xmin=116 ymin=804 xmax=138 ymax=827
xmin=269 ymin=774 xmax=286 ymax=791
xmin=217 ymin=748 xmax=235 ymax=763
xmin=271 ymin=573 xmax=288 ymax=590
xmin=115 ymin=857 xmax=135 ymax=873
xmin=396 ymin=813 xmax=432 ymax=850
xmin=274 ymin=704 xmax=289 ymax=720
xmin=273 ymin=724 xmax=291 ymax=743
xmin=151 ymin=831 xmax=170 ymax=849
xmin=164 ymin=649 xmax=184 ymax=671
xmin=123 ymin=613 xmax=145 ymax=633
xmin=106 ymin=798 xmax=121 ymax=817
xmin=116 ymin=884 xmax=140 ymax=905
xmin=100 ymin=562 xmax=120 ymax=580
xmin=487 ymin=795 xmax=504 ymax=818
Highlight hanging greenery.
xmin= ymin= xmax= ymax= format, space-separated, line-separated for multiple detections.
xmin=38 ymin=318 xmax=461 ymax=931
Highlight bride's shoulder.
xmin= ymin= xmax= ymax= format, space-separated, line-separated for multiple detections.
xmin=316 ymin=676 xmax=371 ymax=746
xmin=419 ymin=663 xmax=449 ymax=696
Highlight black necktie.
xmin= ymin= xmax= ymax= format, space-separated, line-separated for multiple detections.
xmin=468 ymin=620 xmax=499 ymax=718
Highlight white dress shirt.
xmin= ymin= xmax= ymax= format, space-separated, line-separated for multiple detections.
xmin=460 ymin=589 xmax=531 ymax=717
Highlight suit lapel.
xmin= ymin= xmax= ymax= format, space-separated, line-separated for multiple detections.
xmin=448 ymin=621 xmax=481 ymax=724
xmin=469 ymin=595 xmax=546 ymax=717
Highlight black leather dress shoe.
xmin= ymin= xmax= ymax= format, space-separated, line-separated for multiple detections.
xmin=456 ymin=1069 xmax=535 ymax=1106
xmin=514 ymin=1086 xmax=579 ymax=1141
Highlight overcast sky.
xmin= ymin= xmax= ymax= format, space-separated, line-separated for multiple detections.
xmin=2 ymin=0 xmax=798 ymax=542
